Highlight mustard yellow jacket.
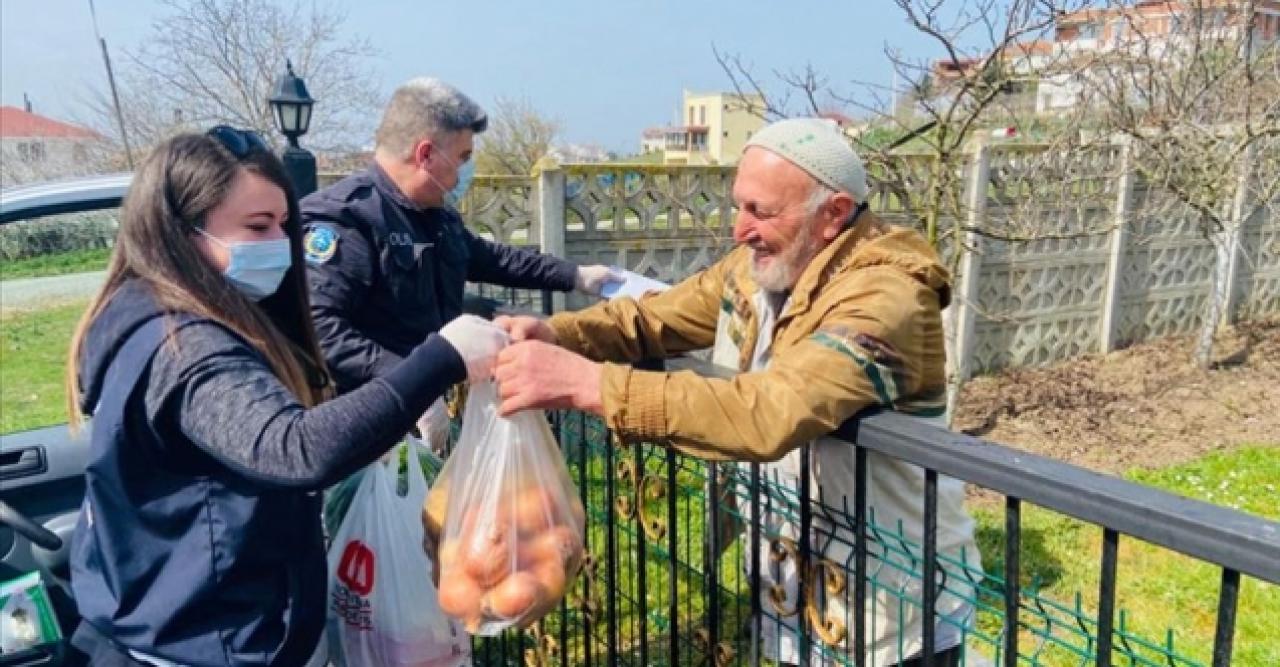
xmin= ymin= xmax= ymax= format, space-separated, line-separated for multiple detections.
xmin=549 ymin=213 xmax=951 ymax=462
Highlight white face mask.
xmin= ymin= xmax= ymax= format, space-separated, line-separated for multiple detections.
xmin=199 ymin=230 xmax=292 ymax=300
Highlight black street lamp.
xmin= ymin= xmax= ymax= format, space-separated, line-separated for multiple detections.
xmin=269 ymin=60 xmax=317 ymax=197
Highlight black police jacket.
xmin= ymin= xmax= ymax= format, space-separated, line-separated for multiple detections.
xmin=300 ymin=165 xmax=577 ymax=393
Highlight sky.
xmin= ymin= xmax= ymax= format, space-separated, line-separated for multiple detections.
xmin=0 ymin=1 xmax=944 ymax=154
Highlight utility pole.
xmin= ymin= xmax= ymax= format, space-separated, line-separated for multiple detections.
xmin=891 ymin=64 xmax=900 ymax=117
xmin=88 ymin=0 xmax=134 ymax=169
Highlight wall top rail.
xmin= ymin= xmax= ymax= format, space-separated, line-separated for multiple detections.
xmin=666 ymin=355 xmax=1280 ymax=584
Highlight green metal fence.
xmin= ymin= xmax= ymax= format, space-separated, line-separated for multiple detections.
xmin=444 ymin=396 xmax=1279 ymax=667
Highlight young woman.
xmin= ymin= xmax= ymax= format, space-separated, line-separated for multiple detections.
xmin=63 ymin=127 xmax=506 ymax=666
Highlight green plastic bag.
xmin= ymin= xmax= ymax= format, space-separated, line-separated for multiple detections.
xmin=324 ymin=438 xmax=446 ymax=540
xmin=0 ymin=571 xmax=63 ymax=654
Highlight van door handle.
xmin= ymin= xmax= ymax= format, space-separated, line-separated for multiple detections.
xmin=0 ymin=445 xmax=47 ymax=480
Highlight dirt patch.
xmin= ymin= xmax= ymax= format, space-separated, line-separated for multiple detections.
xmin=952 ymin=318 xmax=1280 ymax=476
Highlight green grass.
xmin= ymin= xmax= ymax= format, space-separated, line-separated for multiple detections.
xmin=324 ymin=410 xmax=1279 ymax=666
xmin=548 ymin=440 xmax=1280 ymax=667
xmin=0 ymin=300 xmax=85 ymax=434
xmin=1 ymin=297 xmax=1275 ymax=665
xmin=0 ymin=248 xmax=112 ymax=280
xmin=972 ymin=445 xmax=1280 ymax=667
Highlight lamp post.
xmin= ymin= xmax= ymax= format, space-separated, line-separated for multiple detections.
xmin=269 ymin=60 xmax=317 ymax=197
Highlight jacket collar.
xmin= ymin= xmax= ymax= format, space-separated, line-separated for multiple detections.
xmin=775 ymin=211 xmax=890 ymax=319
xmin=370 ymin=162 xmax=432 ymax=213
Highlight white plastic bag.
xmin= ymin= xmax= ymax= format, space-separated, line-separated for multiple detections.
xmin=424 ymin=381 xmax=586 ymax=636
xmin=327 ymin=440 xmax=470 ymax=667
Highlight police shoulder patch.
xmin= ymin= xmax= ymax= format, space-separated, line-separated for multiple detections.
xmin=304 ymin=226 xmax=339 ymax=264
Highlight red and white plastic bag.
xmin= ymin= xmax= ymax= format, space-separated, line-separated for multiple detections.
xmin=327 ymin=440 xmax=470 ymax=666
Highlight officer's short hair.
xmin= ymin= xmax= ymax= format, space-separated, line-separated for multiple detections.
xmin=375 ymin=77 xmax=488 ymax=159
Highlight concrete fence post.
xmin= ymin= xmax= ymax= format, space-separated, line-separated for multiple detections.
xmin=537 ymin=168 xmax=568 ymax=313
xmin=946 ymin=142 xmax=991 ymax=423
xmin=1100 ymin=141 xmax=1135 ymax=353
xmin=952 ymin=143 xmax=992 ymax=383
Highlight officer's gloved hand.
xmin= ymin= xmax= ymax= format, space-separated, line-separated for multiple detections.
xmin=415 ymin=398 xmax=451 ymax=454
xmin=574 ymin=264 xmax=625 ymax=295
xmin=439 ymin=314 xmax=511 ymax=383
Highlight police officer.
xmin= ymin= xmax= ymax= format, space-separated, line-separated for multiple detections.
xmin=300 ymin=78 xmax=619 ymax=417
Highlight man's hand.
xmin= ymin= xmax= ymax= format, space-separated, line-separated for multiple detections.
xmin=494 ymin=341 xmax=604 ymax=417
xmin=574 ymin=264 xmax=625 ymax=296
xmin=493 ymin=315 xmax=558 ymax=344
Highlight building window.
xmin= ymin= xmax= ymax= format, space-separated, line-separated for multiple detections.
xmin=723 ymin=131 xmax=729 ymax=138
xmin=1109 ymin=19 xmax=1126 ymax=44
xmin=17 ymin=142 xmax=46 ymax=163
xmin=689 ymin=107 xmax=695 ymax=125
xmin=1079 ymin=21 xmax=1100 ymax=39
xmin=700 ymin=106 xmax=706 ymax=125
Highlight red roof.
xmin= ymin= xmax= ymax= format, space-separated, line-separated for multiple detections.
xmin=819 ymin=111 xmax=855 ymax=126
xmin=0 ymin=106 xmax=100 ymax=139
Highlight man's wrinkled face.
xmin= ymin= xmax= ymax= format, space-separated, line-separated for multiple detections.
xmin=732 ymin=147 xmax=827 ymax=293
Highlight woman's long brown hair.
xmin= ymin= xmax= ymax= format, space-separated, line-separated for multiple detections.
xmin=66 ymin=133 xmax=331 ymax=429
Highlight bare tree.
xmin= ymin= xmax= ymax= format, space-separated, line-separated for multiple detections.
xmin=716 ymin=0 xmax=1098 ymax=420
xmin=83 ymin=0 xmax=382 ymax=154
xmin=1078 ymin=0 xmax=1280 ymax=366
xmin=716 ymin=0 xmax=1093 ymax=252
xmin=472 ymin=96 xmax=562 ymax=176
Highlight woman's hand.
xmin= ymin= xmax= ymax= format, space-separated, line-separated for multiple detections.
xmin=439 ymin=315 xmax=510 ymax=382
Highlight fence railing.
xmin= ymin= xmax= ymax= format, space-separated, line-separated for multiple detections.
xmin=321 ymin=143 xmax=1280 ymax=375
xmin=441 ymin=354 xmax=1279 ymax=667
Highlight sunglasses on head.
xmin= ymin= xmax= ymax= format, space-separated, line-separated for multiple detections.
xmin=207 ymin=125 xmax=270 ymax=158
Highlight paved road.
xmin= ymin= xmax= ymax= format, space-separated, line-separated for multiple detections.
xmin=0 ymin=271 xmax=106 ymax=312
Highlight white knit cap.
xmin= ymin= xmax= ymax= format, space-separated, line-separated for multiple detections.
xmin=745 ymin=118 xmax=869 ymax=203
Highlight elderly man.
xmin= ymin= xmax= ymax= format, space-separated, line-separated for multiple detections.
xmin=494 ymin=118 xmax=979 ymax=666
xmin=300 ymin=78 xmax=617 ymax=443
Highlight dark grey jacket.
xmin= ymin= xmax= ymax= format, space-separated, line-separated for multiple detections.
xmin=70 ymin=279 xmax=464 ymax=665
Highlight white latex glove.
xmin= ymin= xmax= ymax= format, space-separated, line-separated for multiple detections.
xmin=415 ymin=398 xmax=450 ymax=454
xmin=574 ymin=264 xmax=626 ymax=295
xmin=438 ymin=314 xmax=510 ymax=383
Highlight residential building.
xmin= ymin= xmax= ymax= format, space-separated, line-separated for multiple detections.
xmin=927 ymin=1 xmax=1280 ymax=116
xmin=1053 ymin=0 xmax=1280 ymax=53
xmin=1 ymin=104 xmax=107 ymax=186
xmin=640 ymin=128 xmax=665 ymax=155
xmin=639 ymin=90 xmax=766 ymax=165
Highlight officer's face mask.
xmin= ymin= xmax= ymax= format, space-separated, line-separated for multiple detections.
xmin=198 ymin=229 xmax=292 ymax=301
xmin=448 ymin=159 xmax=476 ymax=206
xmin=425 ymin=149 xmax=475 ymax=208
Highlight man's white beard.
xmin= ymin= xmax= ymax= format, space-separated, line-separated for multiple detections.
xmin=750 ymin=222 xmax=823 ymax=294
